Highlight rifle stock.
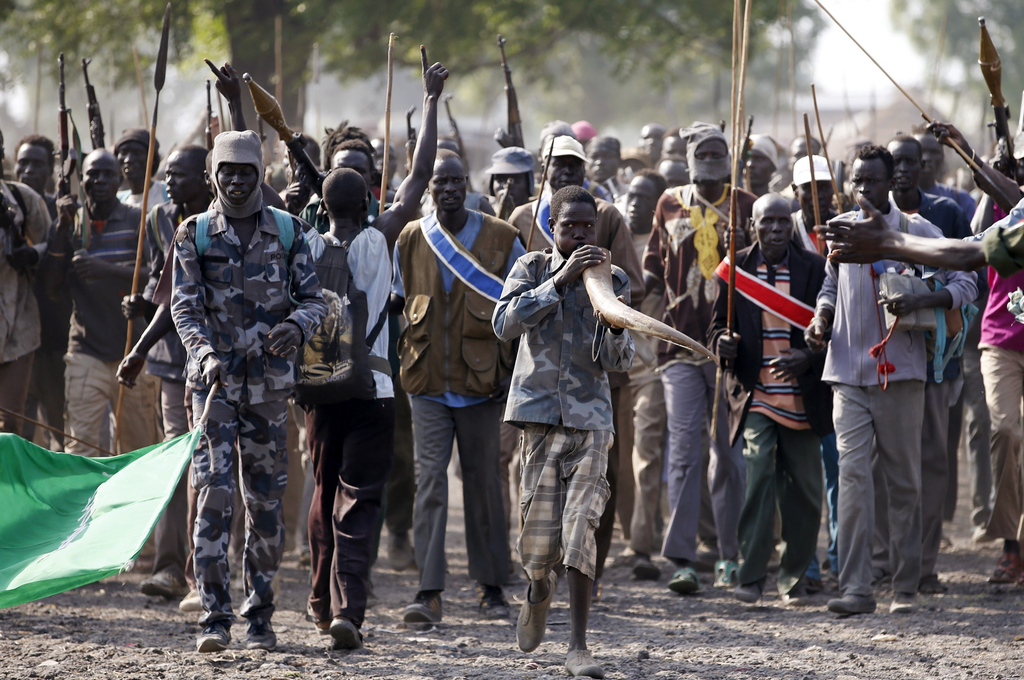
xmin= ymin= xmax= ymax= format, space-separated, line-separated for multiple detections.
xmin=496 ymin=35 xmax=524 ymax=149
xmin=82 ymin=58 xmax=105 ymax=150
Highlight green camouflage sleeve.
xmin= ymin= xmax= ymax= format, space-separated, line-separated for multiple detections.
xmin=492 ymin=253 xmax=563 ymax=342
xmin=983 ymin=221 xmax=1024 ymax=278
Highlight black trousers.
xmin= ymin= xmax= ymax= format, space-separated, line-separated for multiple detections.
xmin=306 ymin=397 xmax=396 ymax=627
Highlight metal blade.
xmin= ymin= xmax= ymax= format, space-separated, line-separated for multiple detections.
xmin=154 ymin=3 xmax=171 ymax=92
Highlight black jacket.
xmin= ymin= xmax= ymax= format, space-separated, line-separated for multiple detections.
xmin=708 ymin=242 xmax=832 ymax=446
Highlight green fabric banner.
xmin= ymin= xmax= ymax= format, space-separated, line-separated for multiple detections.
xmin=0 ymin=430 xmax=198 ymax=609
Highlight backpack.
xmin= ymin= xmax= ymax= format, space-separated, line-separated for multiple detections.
xmin=293 ymin=234 xmax=390 ymax=405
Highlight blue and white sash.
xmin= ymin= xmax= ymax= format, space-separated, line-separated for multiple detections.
xmin=421 ymin=212 xmax=505 ymax=302
xmin=533 ymin=194 xmax=555 ymax=247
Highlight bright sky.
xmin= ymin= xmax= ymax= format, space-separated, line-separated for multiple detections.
xmin=807 ymin=0 xmax=928 ymax=110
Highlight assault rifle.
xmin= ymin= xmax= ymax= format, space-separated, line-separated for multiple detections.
xmin=495 ymin=35 xmax=524 ymax=149
xmin=82 ymin=58 xmax=105 ymax=150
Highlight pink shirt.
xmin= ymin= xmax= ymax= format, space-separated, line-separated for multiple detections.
xmin=980 ymin=203 xmax=1024 ymax=351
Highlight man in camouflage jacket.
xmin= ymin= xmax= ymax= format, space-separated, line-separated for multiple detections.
xmin=171 ymin=131 xmax=326 ymax=653
xmin=493 ymin=186 xmax=633 ymax=679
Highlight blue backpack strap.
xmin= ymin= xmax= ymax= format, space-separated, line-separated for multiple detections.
xmin=268 ymin=206 xmax=294 ymax=252
xmin=195 ymin=211 xmax=213 ymax=256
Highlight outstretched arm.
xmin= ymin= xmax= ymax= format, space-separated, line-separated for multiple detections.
xmin=816 ymin=198 xmax=987 ymax=272
xmin=375 ymin=48 xmax=449 ymax=253
xmin=927 ymin=120 xmax=1022 ymax=214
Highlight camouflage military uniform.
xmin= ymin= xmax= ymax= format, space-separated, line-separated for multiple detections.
xmin=171 ymin=205 xmax=326 ymax=626
xmin=492 ymin=249 xmax=633 ymax=579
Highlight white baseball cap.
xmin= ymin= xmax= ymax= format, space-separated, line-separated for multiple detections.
xmin=792 ymin=155 xmax=831 ymax=187
xmin=545 ymin=135 xmax=587 ymax=162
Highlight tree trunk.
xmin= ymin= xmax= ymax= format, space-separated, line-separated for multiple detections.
xmin=222 ymin=1 xmax=313 ymax=144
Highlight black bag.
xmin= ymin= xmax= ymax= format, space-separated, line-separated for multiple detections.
xmin=295 ymin=240 xmax=389 ymax=405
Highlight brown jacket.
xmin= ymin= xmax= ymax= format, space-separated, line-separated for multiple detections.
xmin=397 ymin=213 xmax=519 ymax=397
xmin=509 ymin=196 xmax=645 ymax=307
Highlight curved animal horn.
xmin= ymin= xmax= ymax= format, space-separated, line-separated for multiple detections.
xmin=582 ymin=253 xmax=719 ymax=365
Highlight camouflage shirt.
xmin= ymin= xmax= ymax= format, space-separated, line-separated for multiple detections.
xmin=493 ymin=249 xmax=634 ymax=432
xmin=171 ymin=205 xmax=327 ymax=405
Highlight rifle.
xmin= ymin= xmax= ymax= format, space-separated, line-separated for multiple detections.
xmin=57 ymin=53 xmax=75 ymax=198
xmin=979 ymin=17 xmax=1016 ymax=177
xmin=81 ymin=58 xmax=105 ymax=150
xmin=205 ymin=80 xmax=214 ymax=150
xmin=244 ymin=73 xmax=326 ymax=196
xmin=495 ymin=35 xmax=524 ymax=149
xmin=443 ymin=94 xmax=472 ymax=190
xmin=739 ymin=115 xmax=754 ymax=191
xmin=405 ymin=105 xmax=416 ymax=170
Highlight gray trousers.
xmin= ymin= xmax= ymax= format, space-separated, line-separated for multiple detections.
xmin=660 ymin=362 xmax=744 ymax=563
xmin=834 ymin=381 xmax=924 ymax=597
xmin=961 ymin=316 xmax=993 ymax=528
xmin=152 ymin=379 xmax=191 ymax=578
xmin=628 ymin=375 xmax=666 ymax=555
xmin=872 ymin=378 xmax=957 ymax=582
xmin=410 ymin=397 xmax=510 ymax=592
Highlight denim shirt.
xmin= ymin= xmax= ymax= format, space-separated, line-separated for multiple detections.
xmin=493 ymin=249 xmax=634 ymax=431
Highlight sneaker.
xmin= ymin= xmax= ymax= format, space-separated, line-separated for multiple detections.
xmin=478 ymin=584 xmax=510 ymax=620
xmin=733 ymin=578 xmax=764 ymax=604
xmin=918 ymin=574 xmax=948 ymax=594
xmin=781 ymin=582 xmax=812 ymax=607
xmin=630 ymin=553 xmax=660 ymax=581
xmin=565 ymin=649 xmax=605 ymax=678
xmin=329 ymin=617 xmax=363 ymax=650
xmin=517 ymin=571 xmax=557 ymax=653
xmin=388 ymin=531 xmax=416 ymax=572
xmin=667 ymin=567 xmax=701 ymax=595
xmin=196 ymin=621 xmax=231 ymax=653
xmin=714 ymin=560 xmax=739 ymax=588
xmin=827 ymin=594 xmax=877 ymax=616
xmin=402 ymin=590 xmax=442 ymax=626
xmin=179 ymin=589 xmax=202 ymax=613
xmin=245 ymin=619 xmax=277 ymax=651
xmin=990 ymin=553 xmax=1022 ymax=583
xmin=141 ymin=571 xmax=189 ymax=599
xmin=890 ymin=592 xmax=917 ymax=614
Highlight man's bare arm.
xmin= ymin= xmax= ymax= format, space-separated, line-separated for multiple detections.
xmin=376 ymin=50 xmax=449 ymax=253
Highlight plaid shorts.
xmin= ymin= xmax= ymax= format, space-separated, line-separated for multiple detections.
xmin=517 ymin=424 xmax=613 ymax=581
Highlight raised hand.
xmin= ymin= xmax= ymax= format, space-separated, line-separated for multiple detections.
xmin=816 ymin=198 xmax=892 ymax=264
xmin=205 ymin=59 xmax=242 ymax=102
xmin=553 ymin=245 xmax=607 ymax=290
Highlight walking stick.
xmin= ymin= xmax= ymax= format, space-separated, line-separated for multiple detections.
xmin=132 ymin=46 xmax=149 ymax=127
xmin=803 ymin=113 xmax=824 ymax=256
xmin=712 ymin=0 xmax=752 ymax=441
xmin=0 ymin=406 xmax=116 ymax=457
xmin=526 ymin=136 xmax=556 ymax=252
xmin=811 ymin=84 xmax=844 ymax=213
xmin=379 ymin=33 xmax=397 ymax=216
xmin=114 ymin=3 xmax=171 ymax=453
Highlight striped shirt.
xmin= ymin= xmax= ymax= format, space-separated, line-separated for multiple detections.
xmin=748 ymin=262 xmax=810 ymax=430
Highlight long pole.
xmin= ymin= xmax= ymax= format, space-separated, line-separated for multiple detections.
xmin=787 ymin=0 xmax=797 ymax=140
xmin=33 ymin=43 xmax=43 ymax=133
xmin=526 ymin=136 xmax=557 ymax=251
xmin=132 ymin=46 xmax=149 ymax=126
xmin=115 ymin=4 xmax=171 ymax=452
xmin=811 ymin=84 xmax=844 ymax=212
xmin=379 ymin=33 xmax=397 ymax=217
xmin=803 ymin=113 xmax=824 ymax=256
xmin=0 ymin=406 xmax=116 ymax=457
xmin=810 ymin=0 xmax=982 ymax=174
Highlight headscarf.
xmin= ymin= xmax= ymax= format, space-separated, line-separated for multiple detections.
xmin=210 ymin=130 xmax=264 ymax=218
xmin=684 ymin=123 xmax=731 ymax=183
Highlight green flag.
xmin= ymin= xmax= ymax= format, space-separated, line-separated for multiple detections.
xmin=0 ymin=430 xmax=198 ymax=609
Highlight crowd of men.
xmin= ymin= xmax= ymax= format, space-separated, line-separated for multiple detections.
xmin=2 ymin=51 xmax=1024 ymax=679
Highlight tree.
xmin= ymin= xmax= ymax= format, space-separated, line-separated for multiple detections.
xmin=1 ymin=0 xmax=821 ymax=137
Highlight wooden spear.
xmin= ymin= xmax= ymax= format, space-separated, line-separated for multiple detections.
xmin=379 ymin=33 xmax=397 ymax=216
xmin=526 ymin=136 xmax=556 ymax=252
xmin=114 ymin=3 xmax=171 ymax=453
xmin=810 ymin=0 xmax=983 ymax=174
xmin=802 ymin=113 xmax=825 ymax=256
xmin=132 ymin=46 xmax=149 ymax=126
xmin=811 ymin=84 xmax=845 ymax=213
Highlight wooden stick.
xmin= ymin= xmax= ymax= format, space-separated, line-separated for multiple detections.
xmin=811 ymin=83 xmax=844 ymax=213
xmin=33 ymin=43 xmax=43 ymax=133
xmin=217 ymin=91 xmax=228 ymax=132
xmin=527 ymin=136 xmax=556 ymax=251
xmin=810 ymin=0 xmax=983 ymax=174
xmin=133 ymin=46 xmax=149 ymax=126
xmin=274 ymin=15 xmax=283 ymax=105
xmin=787 ymin=0 xmax=797 ymax=140
xmin=0 ymin=406 xmax=116 ymax=457
xmin=379 ymin=33 xmax=396 ymax=217
xmin=116 ymin=5 xmax=170 ymax=451
xmin=803 ymin=113 xmax=825 ymax=256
